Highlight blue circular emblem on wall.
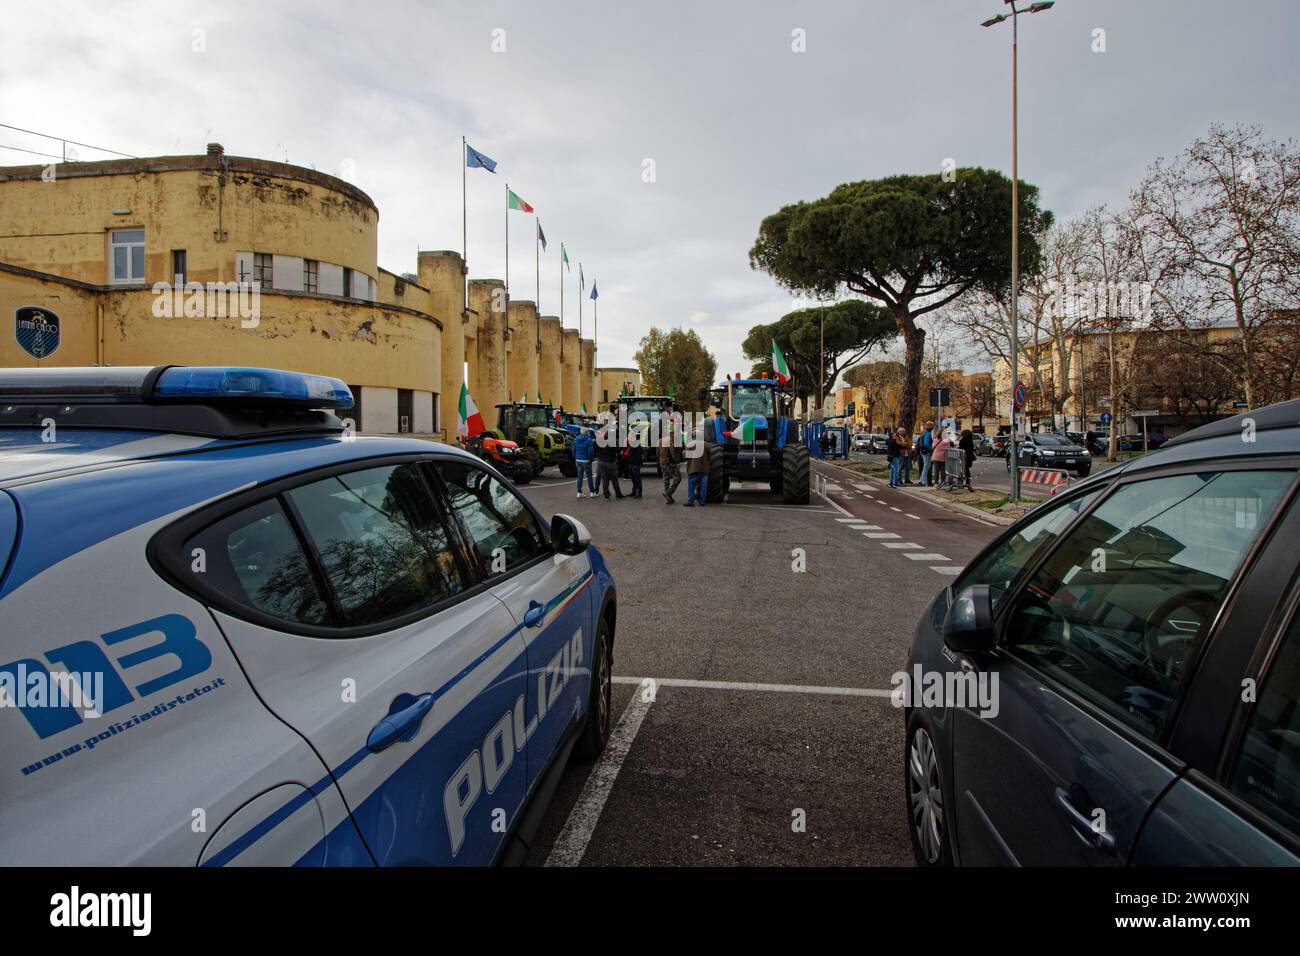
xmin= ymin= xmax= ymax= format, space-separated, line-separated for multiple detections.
xmin=15 ymin=306 xmax=61 ymax=360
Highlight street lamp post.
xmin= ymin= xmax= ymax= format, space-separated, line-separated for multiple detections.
xmin=982 ymin=0 xmax=1053 ymax=501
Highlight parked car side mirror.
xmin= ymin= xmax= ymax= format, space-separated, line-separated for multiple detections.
xmin=550 ymin=513 xmax=591 ymax=555
xmin=942 ymin=584 xmax=997 ymax=654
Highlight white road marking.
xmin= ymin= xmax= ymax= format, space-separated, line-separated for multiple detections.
xmin=932 ymin=566 xmax=964 ymax=575
xmin=613 ymin=676 xmax=893 ymax=698
xmin=906 ymin=514 xmax=920 ymax=519
xmin=836 ymin=518 xmax=862 ymax=523
xmin=854 ymin=524 xmax=883 ymax=530
xmin=865 ymin=532 xmax=901 ymax=539
xmin=545 ymin=692 xmax=654 ymax=867
xmin=890 ymin=506 xmax=902 ymax=512
xmin=883 ymin=542 xmax=922 ymax=549
xmin=906 ymin=553 xmax=951 ymax=561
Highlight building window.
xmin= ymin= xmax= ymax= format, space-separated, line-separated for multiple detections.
xmin=303 ymin=259 xmax=319 ymax=293
xmin=253 ymin=253 xmax=274 ymax=290
xmin=110 ymin=229 xmax=145 ymax=283
xmin=342 ymin=267 xmax=354 ymax=298
xmin=398 ymin=389 xmax=413 ymax=434
xmin=602 ymin=389 xmax=609 ymax=403
xmin=171 ymin=250 xmax=187 ymax=286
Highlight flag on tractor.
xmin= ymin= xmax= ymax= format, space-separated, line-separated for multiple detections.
xmin=465 ymin=143 xmax=497 ymax=172
xmin=771 ymin=339 xmax=790 ymax=385
xmin=727 ymin=415 xmax=764 ymax=442
xmin=581 ymin=401 xmax=587 ymax=413
xmin=508 ymin=189 xmax=533 ymax=213
xmin=458 ymin=383 xmax=486 ymax=438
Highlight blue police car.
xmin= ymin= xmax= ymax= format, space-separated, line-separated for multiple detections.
xmin=0 ymin=366 xmax=617 ymax=865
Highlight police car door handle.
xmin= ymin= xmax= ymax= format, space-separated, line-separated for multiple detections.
xmin=523 ymin=600 xmax=545 ymax=628
xmin=366 ymin=693 xmax=435 ymax=753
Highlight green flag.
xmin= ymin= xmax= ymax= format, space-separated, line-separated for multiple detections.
xmin=561 ymin=244 xmax=570 ymax=271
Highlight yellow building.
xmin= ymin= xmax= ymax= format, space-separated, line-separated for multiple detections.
xmin=597 ymin=367 xmax=643 ymax=410
xmin=0 ymin=145 xmax=601 ymax=438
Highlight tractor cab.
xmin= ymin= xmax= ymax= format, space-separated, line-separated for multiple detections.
xmin=698 ymin=376 xmax=810 ymax=505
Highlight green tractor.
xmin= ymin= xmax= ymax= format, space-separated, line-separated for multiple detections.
xmin=699 ymin=377 xmax=810 ymax=505
xmin=488 ymin=401 xmax=577 ymax=480
xmin=607 ymin=394 xmax=678 ymax=477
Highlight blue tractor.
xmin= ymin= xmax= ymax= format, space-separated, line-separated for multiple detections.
xmin=699 ymin=377 xmax=811 ymax=505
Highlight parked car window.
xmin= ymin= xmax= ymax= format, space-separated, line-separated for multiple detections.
xmin=288 ymin=463 xmax=465 ymax=626
xmin=186 ymin=497 xmax=331 ymax=625
xmin=435 ymin=459 xmax=547 ymax=577
xmin=956 ymin=490 xmax=1101 ymax=612
xmin=1002 ymin=470 xmax=1292 ymax=741
xmin=1228 ymin=609 xmax=1300 ymax=839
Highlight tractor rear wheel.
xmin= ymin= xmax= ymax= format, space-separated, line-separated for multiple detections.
xmin=559 ymin=455 xmax=577 ymax=478
xmin=782 ymin=444 xmax=810 ymax=505
xmin=706 ymin=443 xmax=726 ymax=503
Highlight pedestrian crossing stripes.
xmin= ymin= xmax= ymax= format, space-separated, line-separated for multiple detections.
xmin=883 ymin=542 xmax=922 ymax=549
xmin=864 ymin=532 xmax=900 ymax=539
xmin=905 ymin=553 xmax=950 ymax=561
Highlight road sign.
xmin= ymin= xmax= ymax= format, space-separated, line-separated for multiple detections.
xmin=928 ymin=387 xmax=950 ymax=408
xmin=1013 ymin=381 xmax=1027 ymax=410
xmin=1132 ymin=409 xmax=1157 ymax=418
xmin=1233 ymin=400 xmax=1249 ymax=409
xmin=1099 ymin=412 xmax=1112 ymax=425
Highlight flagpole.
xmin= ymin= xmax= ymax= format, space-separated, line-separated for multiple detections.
xmin=578 ymin=264 xmax=583 ymax=371
xmin=535 ymin=221 xmax=541 ymax=347
xmin=504 ymin=183 xmax=510 ymax=337
xmin=559 ymin=246 xmax=565 ymax=361
xmin=461 ymin=136 xmax=468 ymax=313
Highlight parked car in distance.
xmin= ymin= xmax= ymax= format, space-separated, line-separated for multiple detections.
xmin=1119 ymin=432 xmax=1168 ymax=451
xmin=974 ymin=433 xmax=997 ymax=456
xmin=903 ymin=398 xmax=1300 ymax=866
xmin=1015 ymin=433 xmax=1092 ymax=476
xmin=850 ymin=432 xmax=875 ymax=452
xmin=989 ymin=434 xmax=1010 ymax=457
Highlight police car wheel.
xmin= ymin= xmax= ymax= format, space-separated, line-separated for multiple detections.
xmin=576 ymin=618 xmax=613 ymax=760
xmin=905 ymin=712 xmax=952 ymax=867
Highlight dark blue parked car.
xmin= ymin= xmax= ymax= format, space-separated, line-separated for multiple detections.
xmin=904 ymin=400 xmax=1300 ymax=866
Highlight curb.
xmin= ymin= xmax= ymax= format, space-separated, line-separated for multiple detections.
xmin=810 ymin=456 xmax=1022 ymax=527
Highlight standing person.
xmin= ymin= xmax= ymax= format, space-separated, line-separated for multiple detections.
xmin=959 ymin=429 xmax=976 ymax=489
xmin=818 ymin=429 xmax=831 ymax=458
xmin=628 ymin=442 xmax=645 ymax=498
xmin=658 ymin=427 xmax=683 ymax=503
xmin=886 ymin=428 xmax=902 ymax=488
xmin=572 ymin=426 xmax=596 ymax=498
xmin=917 ymin=421 xmax=935 ymax=486
xmin=898 ymin=428 xmax=914 ymax=484
xmin=684 ymin=426 xmax=710 ymax=506
xmin=931 ymin=429 xmax=951 ymax=487
xmin=595 ymin=428 xmax=624 ymax=500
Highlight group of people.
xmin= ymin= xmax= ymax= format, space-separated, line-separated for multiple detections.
xmin=570 ymin=425 xmax=711 ymax=506
xmin=884 ymin=421 xmax=976 ymax=490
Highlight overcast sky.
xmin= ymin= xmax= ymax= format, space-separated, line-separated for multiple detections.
xmin=2 ymin=0 xmax=1297 ymax=382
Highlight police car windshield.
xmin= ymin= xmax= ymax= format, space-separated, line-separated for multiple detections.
xmin=731 ymin=385 xmax=774 ymax=418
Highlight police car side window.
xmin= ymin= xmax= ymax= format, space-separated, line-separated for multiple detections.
xmin=955 ymin=490 xmax=1100 ymax=613
xmin=187 ymin=497 xmax=332 ymax=626
xmin=1002 ymin=470 xmax=1292 ymax=742
xmin=287 ymin=463 xmax=466 ymax=627
xmin=1228 ymin=610 xmax=1300 ymax=839
xmin=434 ymin=460 xmax=546 ymax=578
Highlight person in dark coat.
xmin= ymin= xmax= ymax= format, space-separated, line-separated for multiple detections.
xmin=886 ymin=429 xmax=903 ymax=487
xmin=595 ymin=429 xmax=624 ymax=500
xmin=959 ymin=429 xmax=976 ymax=489
xmin=628 ymin=443 xmax=645 ymax=498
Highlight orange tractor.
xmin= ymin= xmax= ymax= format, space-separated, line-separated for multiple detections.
xmin=461 ymin=432 xmax=533 ymax=485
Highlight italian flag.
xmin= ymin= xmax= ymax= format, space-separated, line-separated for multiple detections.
xmin=771 ymin=340 xmax=790 ymax=385
xmin=458 ymin=383 xmax=486 ymax=438
xmin=727 ymin=415 xmax=764 ymax=442
xmin=508 ymin=189 xmax=534 ymax=213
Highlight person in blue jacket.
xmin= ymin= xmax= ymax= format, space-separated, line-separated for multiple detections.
xmin=572 ymin=427 xmax=597 ymax=498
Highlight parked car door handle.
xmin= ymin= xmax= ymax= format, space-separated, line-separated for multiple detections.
xmin=523 ymin=600 xmax=546 ymax=628
xmin=1054 ymin=786 xmax=1116 ymax=854
xmin=366 ymin=693 xmax=435 ymax=753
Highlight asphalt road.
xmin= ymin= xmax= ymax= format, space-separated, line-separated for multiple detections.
xmin=515 ymin=457 xmax=1003 ymax=866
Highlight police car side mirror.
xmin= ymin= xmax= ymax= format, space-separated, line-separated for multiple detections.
xmin=942 ymin=584 xmax=997 ymax=654
xmin=550 ymin=514 xmax=591 ymax=555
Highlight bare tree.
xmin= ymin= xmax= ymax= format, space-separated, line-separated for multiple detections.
xmin=1129 ymin=123 xmax=1300 ymax=408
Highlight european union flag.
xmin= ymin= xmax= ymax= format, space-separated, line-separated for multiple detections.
xmin=590 ymin=282 xmax=599 ymax=301
xmin=465 ymin=143 xmax=497 ymax=173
